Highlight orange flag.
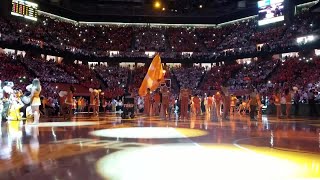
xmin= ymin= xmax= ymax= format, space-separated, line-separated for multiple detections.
xmin=139 ymin=54 xmax=164 ymax=96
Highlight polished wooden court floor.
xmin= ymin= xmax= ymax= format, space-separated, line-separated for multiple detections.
xmin=0 ymin=113 xmax=320 ymax=180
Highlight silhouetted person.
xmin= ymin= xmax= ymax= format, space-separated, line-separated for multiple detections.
xmin=308 ymin=89 xmax=318 ymax=118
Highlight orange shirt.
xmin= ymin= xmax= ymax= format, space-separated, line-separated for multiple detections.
xmin=230 ymin=96 xmax=237 ymax=106
xmin=66 ymin=92 xmax=73 ymax=104
xmin=42 ymin=98 xmax=48 ymax=107
xmin=208 ymin=97 xmax=213 ymax=105
xmin=154 ymin=93 xmax=160 ymax=103
xmin=215 ymin=94 xmax=221 ymax=103
xmin=162 ymin=91 xmax=169 ymax=104
xmin=180 ymin=89 xmax=189 ymax=101
xmin=95 ymin=93 xmax=100 ymax=105
xmin=79 ymin=98 xmax=83 ymax=106
xmin=274 ymin=93 xmax=281 ymax=104
xmin=193 ymin=97 xmax=200 ymax=106
xmin=145 ymin=92 xmax=151 ymax=102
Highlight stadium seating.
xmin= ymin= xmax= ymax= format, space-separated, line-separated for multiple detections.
xmin=0 ymin=7 xmax=319 ymax=103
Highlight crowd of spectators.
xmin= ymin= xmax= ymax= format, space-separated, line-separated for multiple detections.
xmin=60 ymin=63 xmax=100 ymax=88
xmin=134 ymin=27 xmax=166 ymax=51
xmin=281 ymin=9 xmax=319 ymax=43
xmin=216 ymin=20 xmax=256 ymax=51
xmin=227 ymin=59 xmax=279 ymax=90
xmin=270 ymin=57 xmax=320 ymax=88
xmin=1 ymin=5 xmax=320 ymax=107
xmin=22 ymin=57 xmax=79 ymax=84
xmin=166 ymin=28 xmax=203 ymax=52
xmin=0 ymin=54 xmax=62 ymax=98
xmin=196 ymin=25 xmax=234 ymax=51
xmin=1 ymin=50 xmax=320 ymax=105
xmin=200 ymin=64 xmax=242 ymax=91
xmin=250 ymin=25 xmax=287 ymax=45
xmin=94 ymin=65 xmax=129 ymax=89
xmin=0 ymin=54 xmax=31 ymax=90
xmin=0 ymin=7 xmax=319 ymax=60
xmin=130 ymin=66 xmax=148 ymax=91
xmin=173 ymin=66 xmax=205 ymax=90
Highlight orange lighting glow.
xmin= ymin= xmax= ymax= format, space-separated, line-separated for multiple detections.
xmin=154 ymin=1 xmax=161 ymax=8
xmin=96 ymin=144 xmax=320 ymax=180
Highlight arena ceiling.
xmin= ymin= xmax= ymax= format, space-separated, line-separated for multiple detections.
xmin=310 ymin=0 xmax=320 ymax=12
xmin=36 ymin=0 xmax=315 ymax=23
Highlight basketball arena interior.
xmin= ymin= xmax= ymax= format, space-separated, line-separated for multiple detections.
xmin=1 ymin=0 xmax=320 ymax=179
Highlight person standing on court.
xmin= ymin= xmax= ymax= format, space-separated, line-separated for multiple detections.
xmin=221 ymin=85 xmax=230 ymax=120
xmin=249 ymin=88 xmax=258 ymax=121
xmin=144 ymin=88 xmax=151 ymax=116
xmin=179 ymin=88 xmax=190 ymax=119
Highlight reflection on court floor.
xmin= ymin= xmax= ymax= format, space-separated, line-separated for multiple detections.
xmin=90 ymin=127 xmax=208 ymax=139
xmin=96 ymin=143 xmax=320 ymax=180
xmin=0 ymin=113 xmax=319 ymax=180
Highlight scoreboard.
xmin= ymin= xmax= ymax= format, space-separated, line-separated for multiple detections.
xmin=257 ymin=0 xmax=284 ymax=26
xmin=11 ymin=0 xmax=38 ymax=21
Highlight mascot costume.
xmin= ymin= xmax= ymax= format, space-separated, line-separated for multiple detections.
xmin=21 ymin=91 xmax=32 ymax=119
xmin=0 ymin=81 xmax=36 ymax=124
xmin=7 ymin=90 xmax=25 ymax=121
xmin=1 ymin=81 xmax=14 ymax=122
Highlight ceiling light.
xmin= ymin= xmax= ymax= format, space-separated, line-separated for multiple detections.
xmin=154 ymin=1 xmax=161 ymax=8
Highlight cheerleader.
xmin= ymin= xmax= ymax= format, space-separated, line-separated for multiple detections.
xmin=95 ymin=90 xmax=101 ymax=115
xmin=207 ymin=95 xmax=213 ymax=113
xmin=203 ymin=94 xmax=208 ymax=114
xmin=179 ymin=88 xmax=190 ymax=119
xmin=221 ymin=86 xmax=230 ymax=120
xmin=214 ymin=91 xmax=222 ymax=118
xmin=193 ymin=95 xmax=201 ymax=115
xmin=190 ymin=96 xmax=195 ymax=114
xmin=238 ymin=97 xmax=248 ymax=115
xmin=256 ymin=92 xmax=262 ymax=118
xmin=230 ymin=94 xmax=237 ymax=116
xmin=88 ymin=88 xmax=101 ymax=116
xmin=27 ymin=79 xmax=42 ymax=124
xmin=77 ymin=97 xmax=83 ymax=112
xmin=273 ymin=89 xmax=281 ymax=118
xmin=65 ymin=86 xmax=75 ymax=120
xmin=161 ymin=85 xmax=170 ymax=119
xmin=211 ymin=95 xmax=218 ymax=121
xmin=153 ymin=90 xmax=161 ymax=116
xmin=285 ymin=88 xmax=292 ymax=119
xmin=59 ymin=90 xmax=67 ymax=117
